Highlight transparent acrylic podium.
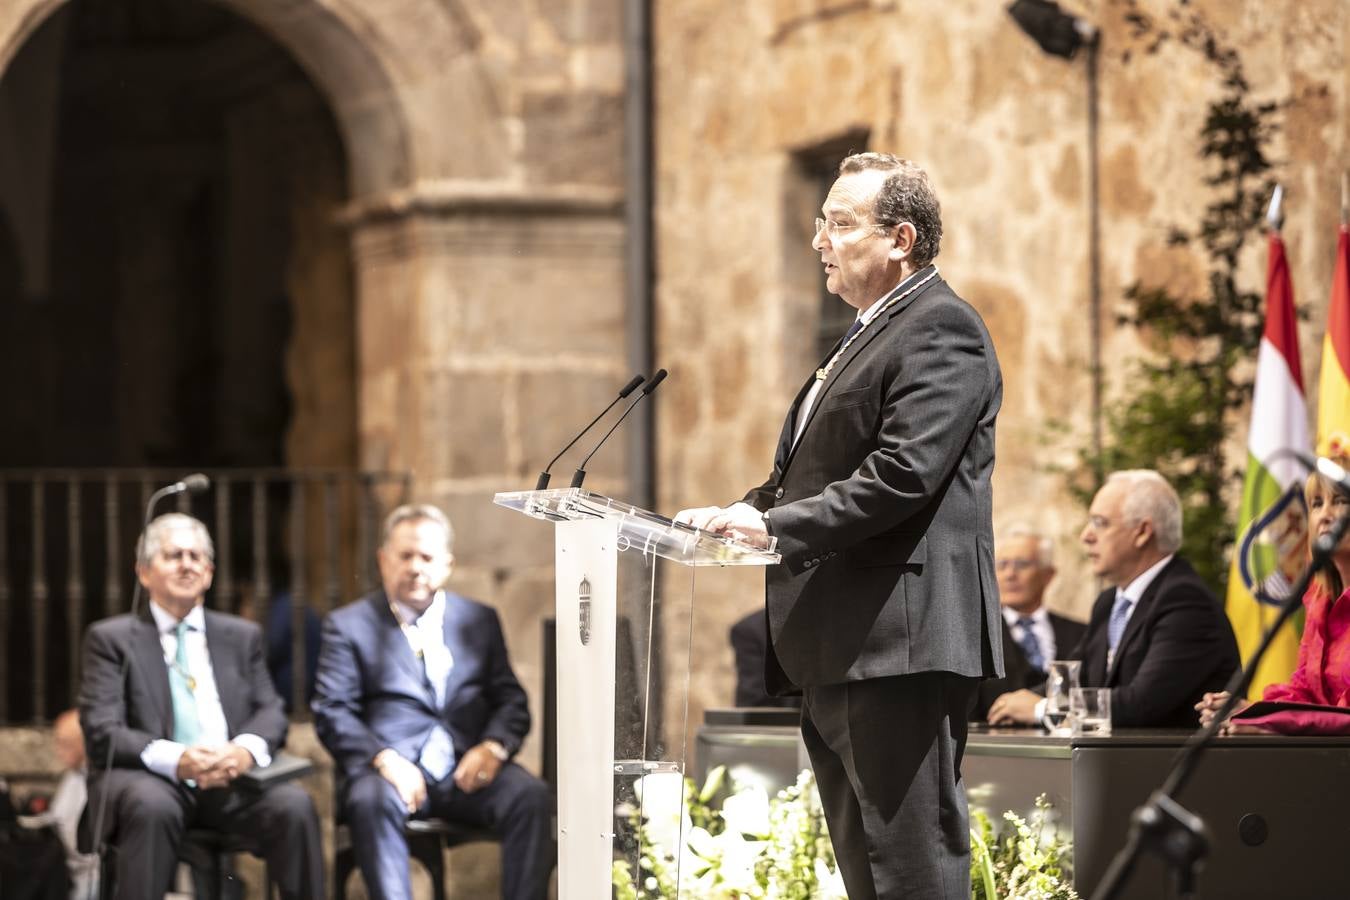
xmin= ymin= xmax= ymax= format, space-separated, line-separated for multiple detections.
xmin=493 ymin=489 xmax=780 ymax=899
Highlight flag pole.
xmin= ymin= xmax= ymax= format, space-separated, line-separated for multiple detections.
xmin=1266 ymin=183 xmax=1284 ymax=232
xmin=1340 ymin=171 xmax=1347 ymax=227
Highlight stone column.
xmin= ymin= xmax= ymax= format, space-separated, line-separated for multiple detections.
xmin=346 ymin=181 xmax=628 ymax=746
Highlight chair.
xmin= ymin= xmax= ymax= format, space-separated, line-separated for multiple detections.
xmin=96 ymin=754 xmax=310 ymax=899
xmin=178 ymin=829 xmax=273 ymax=900
xmin=332 ymin=817 xmax=498 ymax=900
xmin=100 ymin=829 xmax=274 ymax=900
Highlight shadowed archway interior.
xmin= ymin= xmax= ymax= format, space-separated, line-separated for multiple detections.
xmin=0 ymin=0 xmax=356 ymax=718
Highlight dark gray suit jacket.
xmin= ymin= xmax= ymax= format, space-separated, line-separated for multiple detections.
xmin=745 ymin=267 xmax=1004 ymax=693
xmin=78 ymin=608 xmax=288 ymax=843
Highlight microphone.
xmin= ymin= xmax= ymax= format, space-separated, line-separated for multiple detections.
xmin=1293 ymin=452 xmax=1350 ymax=496
xmin=570 ymin=368 xmax=667 ymax=489
xmin=535 ymin=374 xmax=645 ymax=490
xmin=170 ymin=473 xmax=211 ymax=495
xmin=87 ymin=470 xmax=213 ymax=894
xmin=1312 ymin=456 xmax=1350 ymax=495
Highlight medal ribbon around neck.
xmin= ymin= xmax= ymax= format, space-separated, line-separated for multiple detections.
xmin=168 ymin=658 xmax=197 ymax=692
xmin=815 ymin=267 xmax=939 ymax=382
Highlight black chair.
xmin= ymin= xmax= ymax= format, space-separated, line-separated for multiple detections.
xmin=332 ymin=817 xmax=498 ymax=900
xmin=96 ymin=755 xmax=310 ymax=900
xmin=100 ymin=829 xmax=273 ymax=900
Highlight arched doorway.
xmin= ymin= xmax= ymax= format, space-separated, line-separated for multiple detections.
xmin=0 ymin=0 xmax=359 ymax=718
xmin=0 ymin=0 xmax=354 ymax=470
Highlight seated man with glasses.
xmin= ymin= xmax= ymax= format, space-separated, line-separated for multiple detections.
xmin=79 ymin=513 xmax=324 ymax=900
xmin=971 ymin=524 xmax=1085 ymax=721
xmin=987 ymin=470 xmax=1239 ymax=728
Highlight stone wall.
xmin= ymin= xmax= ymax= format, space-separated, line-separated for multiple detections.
xmin=653 ymin=0 xmax=1350 ymax=735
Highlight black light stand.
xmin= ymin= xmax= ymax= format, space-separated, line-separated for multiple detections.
xmin=85 ymin=474 xmax=209 ymax=900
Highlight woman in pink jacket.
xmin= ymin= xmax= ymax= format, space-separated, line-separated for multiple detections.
xmin=1198 ymin=454 xmax=1350 ymax=735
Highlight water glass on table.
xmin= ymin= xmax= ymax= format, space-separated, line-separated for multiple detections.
xmin=1041 ymin=659 xmax=1082 ymax=736
xmin=1070 ymin=687 xmax=1111 ymax=735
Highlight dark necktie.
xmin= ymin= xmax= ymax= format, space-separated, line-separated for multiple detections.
xmin=841 ymin=317 xmax=864 ymax=346
xmin=1015 ymin=617 xmax=1045 ymax=671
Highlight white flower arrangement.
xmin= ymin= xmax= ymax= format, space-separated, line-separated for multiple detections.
xmin=613 ymin=767 xmax=845 ymax=900
xmin=615 ymin=771 xmax=1076 ymax=900
xmin=970 ymin=794 xmax=1079 ymax=900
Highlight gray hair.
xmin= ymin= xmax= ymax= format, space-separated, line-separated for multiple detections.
xmin=136 ymin=513 xmax=214 ymax=567
xmin=838 ymin=152 xmax=943 ymax=268
xmin=1107 ymin=469 xmax=1183 ymax=554
xmin=997 ymin=523 xmax=1055 ymax=567
xmin=381 ymin=503 xmax=454 ymax=552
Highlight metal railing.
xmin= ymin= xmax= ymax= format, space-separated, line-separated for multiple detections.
xmin=0 ymin=468 xmax=411 ymax=725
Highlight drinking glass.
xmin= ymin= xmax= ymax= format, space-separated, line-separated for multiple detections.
xmin=1071 ymin=687 xmax=1112 ymax=735
xmin=1041 ymin=660 xmax=1082 ymax=736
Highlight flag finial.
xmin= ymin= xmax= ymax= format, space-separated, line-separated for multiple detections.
xmin=1266 ymin=184 xmax=1284 ymax=231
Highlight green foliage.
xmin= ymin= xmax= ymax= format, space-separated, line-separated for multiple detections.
xmin=969 ymin=795 xmax=1079 ymax=900
xmin=616 ymin=770 xmax=1076 ymax=899
xmin=1069 ymin=4 xmax=1282 ymax=591
xmin=611 ymin=767 xmax=845 ymax=899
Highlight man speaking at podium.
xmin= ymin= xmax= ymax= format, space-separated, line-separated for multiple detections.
xmin=678 ymin=153 xmax=1003 ymax=900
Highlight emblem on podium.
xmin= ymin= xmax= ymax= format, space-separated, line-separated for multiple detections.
xmin=578 ymin=576 xmax=591 ymax=645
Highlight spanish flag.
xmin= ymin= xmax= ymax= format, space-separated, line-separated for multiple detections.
xmin=1318 ymin=224 xmax=1350 ymax=458
xmin=1225 ymin=227 xmax=1309 ymax=699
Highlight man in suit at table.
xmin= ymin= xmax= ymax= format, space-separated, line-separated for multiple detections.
xmin=78 ymin=513 xmax=324 ymax=900
xmin=973 ymin=524 xmax=1087 ymax=720
xmin=312 ymin=504 xmax=552 ymax=900
xmin=678 ymin=153 xmax=1003 ymax=900
xmin=730 ymin=609 xmax=802 ymax=708
xmin=988 ymin=470 xmax=1240 ymax=728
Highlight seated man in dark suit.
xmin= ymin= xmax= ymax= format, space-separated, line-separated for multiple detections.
xmin=730 ymin=610 xmax=801 ymax=708
xmin=79 ymin=513 xmax=324 ymax=900
xmin=988 ymin=470 xmax=1240 ymax=728
xmin=973 ymin=525 xmax=1086 ymax=720
xmin=312 ymin=504 xmax=552 ymax=900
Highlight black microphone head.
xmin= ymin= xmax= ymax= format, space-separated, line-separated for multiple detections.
xmin=641 ymin=368 xmax=668 ymax=394
xmin=181 ymin=473 xmax=211 ymax=494
xmin=618 ymin=374 xmax=646 ymax=398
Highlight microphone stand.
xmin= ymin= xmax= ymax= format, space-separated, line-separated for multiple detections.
xmin=85 ymin=479 xmax=201 ymax=900
xmin=1090 ymin=507 xmax=1350 ymax=900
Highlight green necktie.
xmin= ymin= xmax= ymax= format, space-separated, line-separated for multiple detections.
xmin=170 ymin=620 xmax=202 ymax=746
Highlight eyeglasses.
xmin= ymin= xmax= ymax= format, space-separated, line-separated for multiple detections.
xmin=1084 ymin=515 xmax=1112 ymax=531
xmin=995 ymin=558 xmax=1038 ymax=573
xmin=814 ymin=217 xmax=894 ymax=240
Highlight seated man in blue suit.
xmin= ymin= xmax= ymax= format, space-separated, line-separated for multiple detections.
xmin=313 ymin=504 xmax=553 ymax=900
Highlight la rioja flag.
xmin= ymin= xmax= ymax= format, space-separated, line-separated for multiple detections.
xmin=1225 ymin=228 xmax=1310 ymax=699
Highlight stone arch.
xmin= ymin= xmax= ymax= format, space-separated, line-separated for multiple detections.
xmin=0 ymin=0 xmax=505 ymax=200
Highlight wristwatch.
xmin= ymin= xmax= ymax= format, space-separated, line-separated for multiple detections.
xmin=482 ymin=739 xmax=510 ymax=762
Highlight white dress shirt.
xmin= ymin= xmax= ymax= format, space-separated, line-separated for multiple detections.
xmin=390 ymin=590 xmax=454 ymax=707
xmin=139 ymin=600 xmax=271 ymax=781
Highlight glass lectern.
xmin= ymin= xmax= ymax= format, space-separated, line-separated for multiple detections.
xmin=493 ymin=489 xmax=780 ymax=899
